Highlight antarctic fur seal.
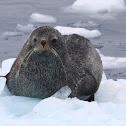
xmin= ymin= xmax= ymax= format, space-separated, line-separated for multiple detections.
xmin=6 ymin=26 xmax=103 ymax=101
xmin=64 ymin=34 xmax=103 ymax=100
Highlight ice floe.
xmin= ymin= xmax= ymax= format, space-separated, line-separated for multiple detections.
xmin=2 ymin=31 xmax=22 ymax=37
xmin=16 ymin=24 xmax=35 ymax=34
xmin=101 ymin=54 xmax=126 ymax=69
xmin=0 ymin=58 xmax=15 ymax=76
xmin=95 ymin=79 xmax=126 ymax=104
xmin=68 ymin=21 xmax=100 ymax=28
xmin=68 ymin=0 xmax=126 ymax=13
xmin=30 ymin=13 xmax=56 ymax=23
xmin=55 ymin=26 xmax=101 ymax=38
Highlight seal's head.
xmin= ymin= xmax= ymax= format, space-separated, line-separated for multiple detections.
xmin=25 ymin=26 xmax=66 ymax=57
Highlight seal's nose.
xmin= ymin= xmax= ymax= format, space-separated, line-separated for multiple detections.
xmin=41 ymin=40 xmax=47 ymax=48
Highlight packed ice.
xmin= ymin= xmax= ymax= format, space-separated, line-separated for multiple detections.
xmin=68 ymin=0 xmax=126 ymax=13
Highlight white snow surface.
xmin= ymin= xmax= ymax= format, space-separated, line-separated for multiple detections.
xmin=69 ymin=0 xmax=126 ymax=13
xmin=55 ymin=26 xmax=101 ymax=38
xmin=0 ymin=54 xmax=126 ymax=125
xmin=30 ymin=13 xmax=56 ymax=23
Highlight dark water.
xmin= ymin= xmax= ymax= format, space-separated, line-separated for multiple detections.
xmin=0 ymin=0 xmax=126 ymax=79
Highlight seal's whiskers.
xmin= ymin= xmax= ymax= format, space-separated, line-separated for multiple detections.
xmin=50 ymin=48 xmax=58 ymax=57
xmin=51 ymin=48 xmax=67 ymax=82
xmin=25 ymin=48 xmax=34 ymax=63
xmin=16 ymin=49 xmax=34 ymax=77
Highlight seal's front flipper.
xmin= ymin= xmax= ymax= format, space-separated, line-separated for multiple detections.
xmin=85 ymin=95 xmax=94 ymax=102
xmin=68 ymin=92 xmax=90 ymax=101
xmin=68 ymin=92 xmax=94 ymax=102
xmin=68 ymin=69 xmax=97 ymax=101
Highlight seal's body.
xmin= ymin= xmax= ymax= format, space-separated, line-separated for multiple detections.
xmin=6 ymin=26 xmax=103 ymax=100
xmin=64 ymin=34 xmax=103 ymax=100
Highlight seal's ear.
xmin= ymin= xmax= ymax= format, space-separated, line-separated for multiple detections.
xmin=0 ymin=72 xmax=10 ymax=79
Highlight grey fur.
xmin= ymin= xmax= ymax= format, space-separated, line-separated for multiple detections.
xmin=6 ymin=26 xmax=103 ymax=100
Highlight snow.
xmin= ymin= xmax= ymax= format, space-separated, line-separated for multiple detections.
xmin=69 ymin=0 xmax=126 ymax=13
xmin=0 ymin=77 xmax=6 ymax=95
xmin=55 ymin=26 xmax=101 ymax=38
xmin=95 ymin=79 xmax=126 ymax=104
xmin=21 ymin=97 xmax=126 ymax=126
xmin=0 ymin=56 xmax=126 ymax=125
xmin=16 ymin=24 xmax=35 ymax=34
xmin=30 ymin=13 xmax=57 ymax=23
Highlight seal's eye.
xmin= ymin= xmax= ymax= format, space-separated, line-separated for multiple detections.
xmin=33 ymin=38 xmax=37 ymax=43
xmin=51 ymin=38 xmax=57 ymax=43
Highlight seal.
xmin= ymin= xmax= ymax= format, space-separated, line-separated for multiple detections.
xmin=64 ymin=34 xmax=103 ymax=101
xmin=6 ymin=26 xmax=103 ymax=101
